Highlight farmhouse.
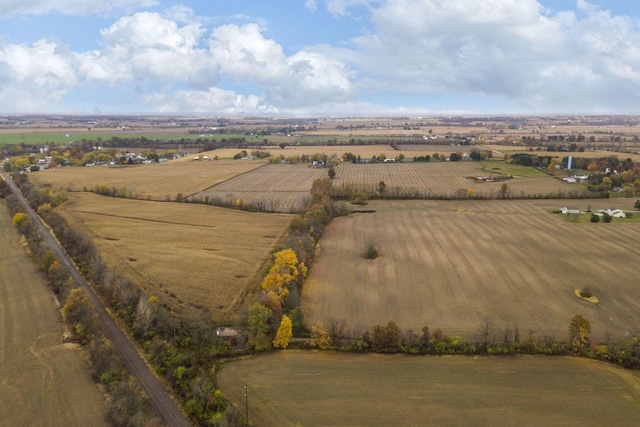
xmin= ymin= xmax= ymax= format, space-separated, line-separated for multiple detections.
xmin=559 ymin=207 xmax=580 ymax=214
xmin=594 ymin=208 xmax=626 ymax=218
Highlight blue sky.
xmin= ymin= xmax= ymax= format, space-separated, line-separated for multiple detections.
xmin=1 ymin=0 xmax=640 ymax=116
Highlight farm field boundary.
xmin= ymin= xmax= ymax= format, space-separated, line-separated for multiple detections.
xmin=218 ymin=351 xmax=640 ymax=427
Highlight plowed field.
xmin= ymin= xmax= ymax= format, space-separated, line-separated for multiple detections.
xmin=333 ymin=162 xmax=578 ymax=198
xmin=191 ymin=164 xmax=329 ymax=212
xmin=302 ymin=199 xmax=640 ymax=340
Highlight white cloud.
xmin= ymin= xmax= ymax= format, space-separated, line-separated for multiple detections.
xmin=208 ymin=24 xmax=357 ymax=108
xmin=0 ymin=0 xmax=157 ymax=16
xmin=0 ymin=39 xmax=76 ymax=111
xmin=141 ymin=88 xmax=270 ymax=114
xmin=320 ymin=0 xmax=640 ymax=112
xmin=90 ymin=11 xmax=217 ymax=88
xmin=305 ymin=0 xmax=318 ymax=12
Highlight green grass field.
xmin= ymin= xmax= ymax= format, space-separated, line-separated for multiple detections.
xmin=0 ymin=132 xmax=255 ymax=145
xmin=218 ymin=351 xmax=640 ymax=427
xmin=480 ymin=160 xmax=550 ymax=178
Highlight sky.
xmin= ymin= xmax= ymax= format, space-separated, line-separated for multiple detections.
xmin=1 ymin=0 xmax=640 ymax=116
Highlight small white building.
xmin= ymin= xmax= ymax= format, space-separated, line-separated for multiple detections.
xmin=559 ymin=207 xmax=580 ymax=214
xmin=594 ymin=208 xmax=626 ymax=218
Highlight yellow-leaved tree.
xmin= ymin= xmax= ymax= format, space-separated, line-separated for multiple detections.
xmin=310 ymin=322 xmax=331 ymax=349
xmin=261 ymin=249 xmax=307 ymax=309
xmin=273 ymin=315 xmax=293 ymax=349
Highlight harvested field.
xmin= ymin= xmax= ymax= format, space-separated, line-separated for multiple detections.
xmin=208 ymin=145 xmax=415 ymax=159
xmin=0 ymin=203 xmax=108 ymax=426
xmin=57 ymin=193 xmax=293 ymax=321
xmin=219 ymin=351 xmax=640 ymax=427
xmin=397 ymin=143 xmax=475 ymax=153
xmin=302 ymin=199 xmax=640 ymax=339
xmin=333 ymin=162 xmax=578 ymax=198
xmin=191 ymin=164 xmax=329 ymax=213
xmin=29 ymin=158 xmax=265 ymax=201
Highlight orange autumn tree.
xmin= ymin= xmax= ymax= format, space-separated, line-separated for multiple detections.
xmin=261 ymin=248 xmax=308 ymax=309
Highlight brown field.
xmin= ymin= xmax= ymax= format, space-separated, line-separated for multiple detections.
xmin=191 ymin=164 xmax=329 ymax=213
xmin=0 ymin=203 xmax=108 ymax=426
xmin=333 ymin=162 xmax=577 ymax=198
xmin=218 ymin=351 xmax=640 ymax=427
xmin=302 ymin=198 xmax=640 ymax=339
xmin=57 ymin=193 xmax=293 ymax=321
xmin=208 ymin=145 xmax=416 ymax=159
xmin=29 ymin=157 xmax=265 ymax=200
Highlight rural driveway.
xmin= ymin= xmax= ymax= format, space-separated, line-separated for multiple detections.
xmin=1 ymin=169 xmax=192 ymax=427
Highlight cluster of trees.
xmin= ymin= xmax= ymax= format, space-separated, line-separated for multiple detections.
xmin=304 ymin=315 xmax=640 ymax=369
xmin=4 ymin=174 xmax=239 ymax=426
xmin=243 ymin=179 xmax=337 ymax=353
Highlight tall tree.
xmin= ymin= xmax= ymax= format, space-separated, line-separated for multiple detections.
xmin=273 ymin=315 xmax=293 ymax=349
xmin=569 ymin=314 xmax=591 ymax=352
xmin=247 ymin=302 xmax=272 ymax=351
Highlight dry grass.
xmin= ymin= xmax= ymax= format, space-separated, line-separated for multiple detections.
xmin=219 ymin=351 xmax=640 ymax=427
xmin=0 ymin=203 xmax=108 ymax=426
xmin=302 ymin=198 xmax=640 ymax=339
xmin=29 ymin=157 xmax=265 ymax=200
xmin=57 ymin=193 xmax=293 ymax=321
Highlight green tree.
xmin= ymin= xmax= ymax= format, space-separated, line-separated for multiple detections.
xmin=603 ymin=212 xmax=612 ymax=223
xmin=590 ymin=214 xmax=600 ymax=223
xmin=500 ymin=183 xmax=509 ymax=199
xmin=328 ymin=166 xmax=336 ymax=179
xmin=273 ymin=315 xmax=293 ymax=349
xmin=569 ymin=314 xmax=591 ymax=352
xmin=247 ymin=302 xmax=272 ymax=351
xmin=634 ymin=200 xmax=640 ymax=210
xmin=378 ymin=181 xmax=386 ymax=195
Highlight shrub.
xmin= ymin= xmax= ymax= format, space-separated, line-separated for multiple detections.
xmin=579 ymin=288 xmax=593 ymax=298
xmin=364 ymin=241 xmax=379 ymax=260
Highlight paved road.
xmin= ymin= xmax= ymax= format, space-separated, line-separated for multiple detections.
xmin=1 ymin=169 xmax=192 ymax=427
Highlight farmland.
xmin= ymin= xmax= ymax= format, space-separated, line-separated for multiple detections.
xmin=29 ymin=157 xmax=265 ymax=201
xmin=56 ymin=193 xmax=293 ymax=320
xmin=218 ymin=351 xmax=640 ymax=427
xmin=190 ymin=163 xmax=330 ymax=213
xmin=302 ymin=198 xmax=640 ymax=339
xmin=333 ymin=162 xmax=579 ymax=199
xmin=0 ymin=203 xmax=108 ymax=426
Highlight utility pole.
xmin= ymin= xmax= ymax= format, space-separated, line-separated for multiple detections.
xmin=244 ymin=384 xmax=249 ymax=426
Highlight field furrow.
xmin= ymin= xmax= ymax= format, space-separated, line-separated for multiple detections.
xmin=302 ymin=199 xmax=640 ymax=340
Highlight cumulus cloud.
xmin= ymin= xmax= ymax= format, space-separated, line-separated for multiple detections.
xmin=0 ymin=39 xmax=76 ymax=111
xmin=3 ymin=0 xmax=640 ymax=114
xmin=0 ymin=0 xmax=157 ymax=16
xmin=321 ymin=0 xmax=640 ymax=112
xmin=0 ymin=9 xmax=356 ymax=113
xmin=207 ymin=23 xmax=357 ymax=107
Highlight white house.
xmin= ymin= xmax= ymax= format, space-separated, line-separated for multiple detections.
xmin=559 ymin=207 xmax=580 ymax=214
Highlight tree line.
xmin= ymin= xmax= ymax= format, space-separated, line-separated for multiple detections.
xmin=3 ymin=173 xmax=239 ymax=426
